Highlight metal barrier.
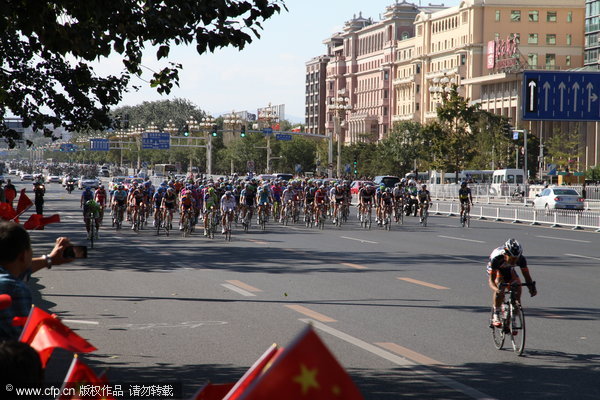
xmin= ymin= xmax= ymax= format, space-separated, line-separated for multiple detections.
xmin=431 ymin=202 xmax=600 ymax=231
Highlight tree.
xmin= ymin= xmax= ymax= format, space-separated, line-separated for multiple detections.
xmin=545 ymin=126 xmax=583 ymax=172
xmin=0 ymin=0 xmax=286 ymax=147
xmin=430 ymin=84 xmax=480 ymax=182
xmin=377 ymin=121 xmax=427 ymax=176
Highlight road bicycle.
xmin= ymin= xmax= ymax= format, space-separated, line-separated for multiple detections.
xmin=87 ymin=211 xmax=97 ymax=249
xmin=419 ymin=202 xmax=429 ymax=227
xmin=242 ymin=206 xmax=253 ymax=232
xmin=182 ymin=209 xmax=193 ymax=237
xmin=490 ymin=282 xmax=535 ymax=356
xmin=304 ymin=205 xmax=314 ymax=228
xmin=461 ymin=203 xmax=471 ymax=227
xmin=163 ymin=209 xmax=173 ymax=237
xmin=155 ymin=210 xmax=163 ymax=236
xmin=394 ymin=199 xmax=404 ymax=224
xmin=223 ymin=210 xmax=233 ymax=241
xmin=341 ymin=201 xmax=350 ymax=224
xmin=315 ymin=203 xmax=326 ymax=230
xmin=360 ymin=204 xmax=372 ymax=230
xmin=257 ymin=204 xmax=268 ymax=231
xmin=382 ymin=204 xmax=393 ymax=231
xmin=113 ymin=205 xmax=125 ymax=230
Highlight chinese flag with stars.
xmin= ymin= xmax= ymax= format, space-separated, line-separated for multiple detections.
xmin=58 ymin=355 xmax=114 ymax=400
xmin=19 ymin=307 xmax=97 ymax=367
xmin=237 ymin=325 xmax=364 ymax=400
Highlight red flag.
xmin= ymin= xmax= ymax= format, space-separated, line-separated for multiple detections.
xmin=273 ymin=123 xmax=280 ymax=131
xmin=23 ymin=213 xmax=60 ymax=230
xmin=192 ymin=383 xmax=236 ymax=400
xmin=237 ymin=326 xmax=363 ymax=400
xmin=0 ymin=202 xmax=17 ymax=221
xmin=58 ymin=355 xmax=114 ymax=400
xmin=16 ymin=188 xmax=33 ymax=216
xmin=19 ymin=307 xmax=97 ymax=367
xmin=224 ymin=344 xmax=283 ymax=400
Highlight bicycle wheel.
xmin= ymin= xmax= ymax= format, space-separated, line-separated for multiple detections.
xmin=466 ymin=212 xmax=470 ymax=228
xmin=89 ymin=215 xmax=94 ymax=249
xmin=422 ymin=210 xmax=428 ymax=227
xmin=491 ymin=309 xmax=505 ymax=349
xmin=509 ymin=304 xmax=526 ymax=355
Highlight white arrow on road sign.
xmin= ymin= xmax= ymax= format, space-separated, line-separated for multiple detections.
xmin=544 ymin=81 xmax=552 ymax=112
xmin=528 ymin=80 xmax=537 ymax=112
xmin=557 ymin=82 xmax=565 ymax=112
xmin=587 ymin=82 xmax=597 ymax=112
xmin=573 ymin=82 xmax=580 ymax=112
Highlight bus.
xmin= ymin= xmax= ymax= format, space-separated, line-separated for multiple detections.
xmin=462 ymin=170 xmax=494 ymax=184
xmin=404 ymin=172 xmax=429 ymax=182
xmin=428 ymin=171 xmax=463 ymax=185
xmin=153 ymin=163 xmax=178 ymax=178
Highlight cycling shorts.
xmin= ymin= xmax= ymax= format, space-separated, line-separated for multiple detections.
xmin=115 ymin=199 xmax=126 ymax=208
xmin=335 ymin=197 xmax=344 ymax=204
xmin=164 ymin=202 xmax=175 ymax=210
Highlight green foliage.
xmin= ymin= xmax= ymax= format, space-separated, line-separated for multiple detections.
xmin=586 ymin=165 xmax=600 ymax=180
xmin=545 ymin=126 xmax=583 ymax=171
xmin=1 ymin=0 xmax=286 ymax=147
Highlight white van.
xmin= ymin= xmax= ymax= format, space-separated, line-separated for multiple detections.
xmin=491 ymin=169 xmax=525 ymax=195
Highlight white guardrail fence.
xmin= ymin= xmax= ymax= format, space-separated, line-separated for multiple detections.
xmin=430 ymin=202 xmax=600 ymax=232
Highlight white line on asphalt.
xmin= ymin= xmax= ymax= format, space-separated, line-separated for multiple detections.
xmin=340 ymin=236 xmax=378 ymax=244
xmin=537 ymin=236 xmax=590 ymax=243
xmin=300 ymin=319 xmax=496 ymax=400
xmin=438 ymin=235 xmax=486 ymax=244
xmin=62 ymin=319 xmax=100 ymax=325
xmin=450 ymin=256 xmax=478 ymax=263
xmin=221 ymin=283 xmax=256 ymax=297
xmin=138 ymin=247 xmax=153 ymax=253
xmin=565 ymin=253 xmax=600 ymax=261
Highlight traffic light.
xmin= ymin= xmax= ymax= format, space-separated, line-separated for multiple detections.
xmin=240 ymin=125 xmax=246 ymax=137
xmin=183 ymin=124 xmax=190 ymax=137
xmin=501 ymin=121 xmax=512 ymax=138
xmin=353 ymin=159 xmax=358 ymax=175
xmin=211 ymin=125 xmax=218 ymax=137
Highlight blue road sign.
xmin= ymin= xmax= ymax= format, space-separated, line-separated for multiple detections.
xmin=60 ymin=143 xmax=76 ymax=152
xmin=344 ymin=163 xmax=351 ymax=173
xmin=512 ymin=131 xmax=519 ymax=140
xmin=141 ymin=132 xmax=170 ymax=150
xmin=295 ymin=163 xmax=302 ymax=173
xmin=90 ymin=138 xmax=110 ymax=151
xmin=275 ymin=133 xmax=292 ymax=141
xmin=523 ymin=70 xmax=600 ymax=121
xmin=262 ymin=128 xmax=273 ymax=136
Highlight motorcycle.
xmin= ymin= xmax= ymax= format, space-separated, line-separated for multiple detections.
xmin=404 ymin=194 xmax=418 ymax=216
xmin=66 ymin=181 xmax=75 ymax=194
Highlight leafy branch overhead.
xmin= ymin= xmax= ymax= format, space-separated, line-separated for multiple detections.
xmin=0 ymin=0 xmax=287 ymax=147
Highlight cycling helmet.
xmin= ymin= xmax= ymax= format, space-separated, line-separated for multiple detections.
xmin=85 ymin=187 xmax=91 ymax=192
xmin=385 ymin=187 xmax=391 ymax=193
xmin=421 ymin=184 xmax=427 ymax=189
xmin=167 ymin=187 xmax=174 ymax=193
xmin=504 ymin=238 xmax=522 ymax=257
xmin=461 ymin=181 xmax=467 ymax=187
xmin=225 ymin=191 xmax=232 ymax=197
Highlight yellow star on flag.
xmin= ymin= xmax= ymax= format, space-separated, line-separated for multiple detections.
xmin=293 ymin=364 xmax=320 ymax=394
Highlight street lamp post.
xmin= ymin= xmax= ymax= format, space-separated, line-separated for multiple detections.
xmin=186 ymin=116 xmax=200 ymax=174
xmin=199 ymin=116 xmax=214 ymax=176
xmin=258 ymin=103 xmax=278 ymax=174
xmin=328 ymin=89 xmax=352 ymax=178
xmin=224 ymin=111 xmax=243 ymax=175
xmin=164 ymin=119 xmax=177 ymax=164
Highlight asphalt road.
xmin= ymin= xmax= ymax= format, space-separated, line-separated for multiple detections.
xmin=16 ymin=177 xmax=600 ymax=400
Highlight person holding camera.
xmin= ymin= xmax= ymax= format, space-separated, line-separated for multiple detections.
xmin=0 ymin=221 xmax=75 ymax=340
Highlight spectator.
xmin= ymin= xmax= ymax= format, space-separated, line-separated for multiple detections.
xmin=0 ymin=341 xmax=44 ymax=387
xmin=0 ymin=182 xmax=5 ymax=204
xmin=582 ymin=183 xmax=587 ymax=200
xmin=4 ymin=179 xmax=16 ymax=208
xmin=33 ymin=182 xmax=45 ymax=215
xmin=0 ymin=221 xmax=74 ymax=341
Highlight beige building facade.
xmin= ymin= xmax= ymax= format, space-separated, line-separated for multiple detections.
xmin=308 ymin=0 xmax=600 ymax=168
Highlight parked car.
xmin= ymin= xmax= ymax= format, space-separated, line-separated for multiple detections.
xmin=108 ymin=176 xmax=128 ymax=188
xmin=350 ymin=180 xmax=375 ymax=195
xmin=373 ymin=175 xmax=400 ymax=188
xmin=8 ymin=169 xmax=18 ymax=175
xmin=533 ymin=187 xmax=584 ymax=211
xmin=20 ymin=173 xmax=33 ymax=181
xmin=78 ymin=176 xmax=101 ymax=190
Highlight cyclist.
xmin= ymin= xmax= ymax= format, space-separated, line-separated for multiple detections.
xmin=203 ymin=186 xmax=219 ymax=236
xmin=220 ymin=190 xmax=237 ymax=234
xmin=375 ymin=185 xmax=385 ymax=226
xmin=256 ymin=183 xmax=273 ymax=222
xmin=152 ymin=187 xmax=166 ymax=227
xmin=179 ymin=186 xmax=195 ymax=231
xmin=280 ymin=184 xmax=295 ymax=222
xmin=129 ymin=185 xmax=145 ymax=230
xmin=488 ymin=238 xmax=537 ymax=327
xmin=379 ymin=187 xmax=394 ymax=225
xmin=331 ymin=184 xmax=345 ymax=224
xmin=80 ymin=186 xmax=94 ymax=210
xmin=161 ymin=187 xmax=177 ymax=229
xmin=417 ymin=184 xmax=431 ymax=222
xmin=304 ymin=181 xmax=317 ymax=219
xmin=240 ymin=180 xmax=257 ymax=223
xmin=314 ymin=185 xmax=328 ymax=222
xmin=83 ymin=199 xmax=101 ymax=239
xmin=94 ymin=185 xmax=107 ymax=223
xmin=392 ymin=183 xmax=404 ymax=219
xmin=458 ymin=181 xmax=473 ymax=221
xmin=358 ymin=184 xmax=375 ymax=221
xmin=111 ymin=184 xmax=128 ymax=224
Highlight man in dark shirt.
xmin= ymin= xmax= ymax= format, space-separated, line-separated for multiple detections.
xmin=0 ymin=221 xmax=73 ymax=340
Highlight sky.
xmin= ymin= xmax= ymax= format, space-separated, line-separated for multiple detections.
xmin=96 ymin=0 xmax=461 ymax=122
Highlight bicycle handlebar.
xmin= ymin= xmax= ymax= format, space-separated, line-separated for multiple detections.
xmin=499 ymin=281 xmax=536 ymax=290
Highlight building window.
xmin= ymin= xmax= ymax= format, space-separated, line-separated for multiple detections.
xmin=402 ymin=31 xmax=409 ymax=40
xmin=545 ymin=53 xmax=556 ymax=69
xmin=416 ymin=103 xmax=420 ymax=111
xmin=528 ymin=11 xmax=538 ymax=22
xmin=384 ymin=71 xmax=389 ymax=80
xmin=461 ymin=54 xmax=467 ymax=65
xmin=566 ymin=34 xmax=572 ymax=45
xmin=417 ymin=25 xmax=423 ymax=36
xmin=495 ymin=10 xmax=501 ymax=21
xmin=511 ymin=10 xmax=521 ymax=22
xmin=566 ymin=55 xmax=571 ymax=66
xmin=511 ymin=33 xmax=520 ymax=43
xmin=495 ymin=32 xmax=500 ymax=40
xmin=528 ymin=53 xmax=538 ymax=68
xmin=383 ymin=89 xmax=388 ymax=99
xmin=567 ymin=11 xmax=572 ymax=22
xmin=528 ymin=33 xmax=538 ymax=44
xmin=416 ymin=84 xmax=420 ymax=93
xmin=547 ymin=11 xmax=557 ymax=22
xmin=546 ymin=34 xmax=556 ymax=45
xmin=462 ymin=11 xmax=468 ymax=24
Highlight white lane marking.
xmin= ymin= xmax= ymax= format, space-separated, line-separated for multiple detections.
xmin=300 ymin=319 xmax=496 ymax=400
xmin=221 ymin=283 xmax=256 ymax=297
xmin=340 ymin=236 xmax=378 ymax=244
xmin=138 ymin=247 xmax=153 ymax=253
xmin=537 ymin=235 xmax=590 ymax=243
xmin=438 ymin=235 xmax=485 ymax=244
xmin=62 ymin=319 xmax=100 ymax=325
xmin=565 ymin=253 xmax=600 ymax=261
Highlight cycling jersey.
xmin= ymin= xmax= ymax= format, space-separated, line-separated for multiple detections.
xmin=381 ymin=192 xmax=393 ymax=205
xmin=271 ymin=185 xmax=282 ymax=202
xmin=459 ymin=187 xmax=472 ymax=203
xmin=314 ymin=189 xmax=327 ymax=204
xmin=220 ymin=195 xmax=236 ymax=212
xmin=241 ymin=188 xmax=256 ymax=206
xmin=81 ymin=190 xmax=94 ymax=203
xmin=487 ymin=247 xmax=528 ymax=282
xmin=83 ymin=200 xmax=101 ymax=218
xmin=417 ymin=190 xmax=430 ymax=202
xmin=257 ymin=188 xmax=271 ymax=205
xmin=163 ymin=193 xmax=177 ymax=210
xmin=95 ymin=189 xmax=107 ymax=206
